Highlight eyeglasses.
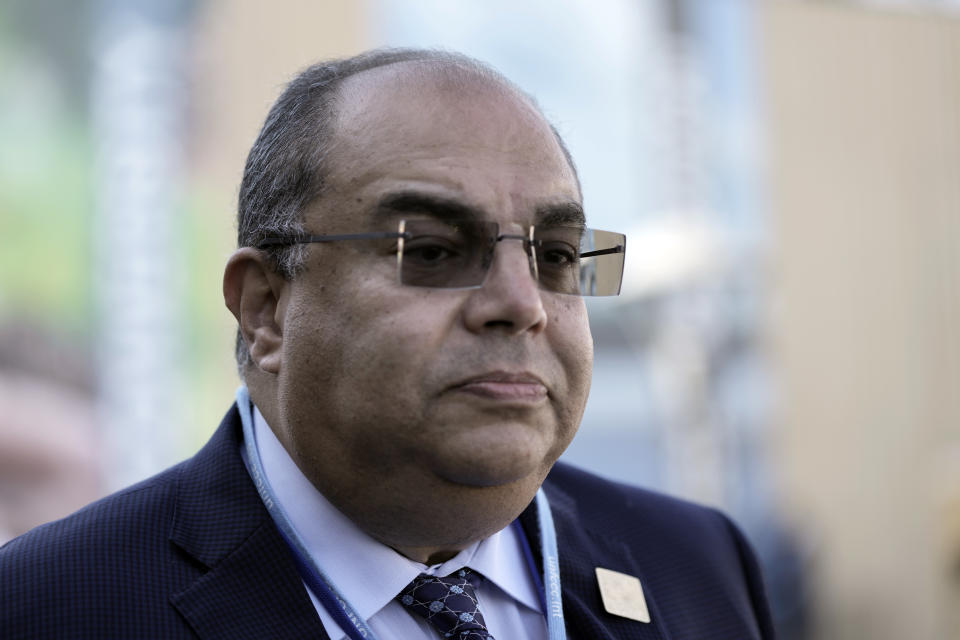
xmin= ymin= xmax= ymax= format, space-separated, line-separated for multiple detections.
xmin=259 ymin=219 xmax=626 ymax=296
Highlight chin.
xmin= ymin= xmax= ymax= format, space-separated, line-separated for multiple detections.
xmin=420 ymin=416 xmax=571 ymax=488
xmin=438 ymin=465 xmax=533 ymax=488
xmin=431 ymin=443 xmax=552 ymax=489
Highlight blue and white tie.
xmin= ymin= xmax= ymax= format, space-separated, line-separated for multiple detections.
xmin=397 ymin=568 xmax=495 ymax=640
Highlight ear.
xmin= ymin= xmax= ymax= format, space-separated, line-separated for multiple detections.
xmin=223 ymin=248 xmax=289 ymax=374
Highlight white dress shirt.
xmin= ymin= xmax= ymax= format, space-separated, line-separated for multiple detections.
xmin=250 ymin=406 xmax=548 ymax=640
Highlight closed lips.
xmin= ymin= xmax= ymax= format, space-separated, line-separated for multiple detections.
xmin=452 ymin=372 xmax=548 ymax=400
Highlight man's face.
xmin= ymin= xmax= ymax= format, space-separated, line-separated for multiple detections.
xmin=273 ymin=66 xmax=593 ymax=536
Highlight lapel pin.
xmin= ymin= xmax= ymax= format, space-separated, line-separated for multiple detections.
xmin=595 ymin=567 xmax=651 ymax=623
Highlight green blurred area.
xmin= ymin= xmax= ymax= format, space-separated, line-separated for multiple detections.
xmin=0 ymin=0 xmax=96 ymax=332
xmin=0 ymin=101 xmax=92 ymax=332
xmin=0 ymin=2 xmax=239 ymax=453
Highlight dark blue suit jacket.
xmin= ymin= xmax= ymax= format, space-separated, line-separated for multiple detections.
xmin=1 ymin=405 xmax=774 ymax=639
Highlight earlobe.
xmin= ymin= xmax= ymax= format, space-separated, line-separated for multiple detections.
xmin=223 ymin=248 xmax=287 ymax=374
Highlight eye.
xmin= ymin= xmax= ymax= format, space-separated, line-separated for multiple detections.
xmin=539 ymin=242 xmax=579 ymax=267
xmin=403 ymin=237 xmax=463 ymax=266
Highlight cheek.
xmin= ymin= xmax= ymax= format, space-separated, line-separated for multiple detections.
xmin=547 ymin=300 xmax=594 ymax=426
xmin=550 ymin=299 xmax=594 ymax=375
xmin=283 ymin=286 xmax=456 ymax=419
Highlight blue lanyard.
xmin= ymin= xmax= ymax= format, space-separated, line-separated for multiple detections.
xmin=236 ymin=386 xmax=566 ymax=640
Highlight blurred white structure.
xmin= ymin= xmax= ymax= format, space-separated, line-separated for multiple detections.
xmin=91 ymin=0 xmax=191 ymax=489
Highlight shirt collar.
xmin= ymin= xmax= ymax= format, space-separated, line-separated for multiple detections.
xmin=251 ymin=406 xmax=542 ymax=631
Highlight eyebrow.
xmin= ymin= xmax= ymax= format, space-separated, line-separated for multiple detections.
xmin=373 ymin=190 xmax=586 ymax=227
xmin=536 ymin=202 xmax=585 ymax=228
xmin=373 ymin=191 xmax=483 ymax=223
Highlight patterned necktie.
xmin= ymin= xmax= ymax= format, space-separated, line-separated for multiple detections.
xmin=397 ymin=568 xmax=496 ymax=640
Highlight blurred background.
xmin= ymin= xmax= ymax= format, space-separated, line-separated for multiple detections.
xmin=1 ymin=0 xmax=958 ymax=637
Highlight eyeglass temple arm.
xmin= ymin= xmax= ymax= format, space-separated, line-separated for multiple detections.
xmin=580 ymin=245 xmax=624 ymax=258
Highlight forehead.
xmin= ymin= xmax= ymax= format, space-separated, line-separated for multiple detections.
xmin=317 ymin=62 xmax=581 ymax=228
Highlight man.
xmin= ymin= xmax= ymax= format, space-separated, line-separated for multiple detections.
xmin=1 ymin=49 xmax=774 ymax=639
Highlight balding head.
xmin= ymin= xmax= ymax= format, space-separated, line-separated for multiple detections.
xmin=237 ymin=49 xmax=578 ymax=277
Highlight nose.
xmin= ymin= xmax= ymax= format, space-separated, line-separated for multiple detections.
xmin=461 ymin=235 xmax=548 ymax=335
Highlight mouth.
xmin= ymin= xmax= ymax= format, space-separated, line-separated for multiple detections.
xmin=451 ymin=371 xmax=548 ymax=402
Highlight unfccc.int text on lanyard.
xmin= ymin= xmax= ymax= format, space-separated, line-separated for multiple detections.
xmin=236 ymin=386 xmax=567 ymax=640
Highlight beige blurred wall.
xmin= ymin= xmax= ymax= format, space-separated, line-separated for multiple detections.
xmin=762 ymin=3 xmax=960 ymax=639
xmin=189 ymin=0 xmax=373 ymax=203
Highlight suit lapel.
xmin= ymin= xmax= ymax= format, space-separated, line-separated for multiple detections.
xmin=519 ymin=485 xmax=671 ymax=640
xmin=168 ymin=406 xmax=329 ymax=640
xmin=171 ymin=522 xmax=329 ymax=640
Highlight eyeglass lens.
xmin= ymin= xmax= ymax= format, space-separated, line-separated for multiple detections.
xmin=397 ymin=219 xmax=625 ymax=296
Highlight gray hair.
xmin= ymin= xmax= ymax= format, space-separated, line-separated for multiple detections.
xmin=234 ymin=47 xmax=579 ymax=373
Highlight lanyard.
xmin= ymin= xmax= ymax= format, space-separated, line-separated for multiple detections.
xmin=236 ymin=386 xmax=566 ymax=640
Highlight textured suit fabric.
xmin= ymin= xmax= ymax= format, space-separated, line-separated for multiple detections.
xmin=520 ymin=464 xmax=775 ymax=639
xmin=1 ymin=405 xmax=774 ymax=639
